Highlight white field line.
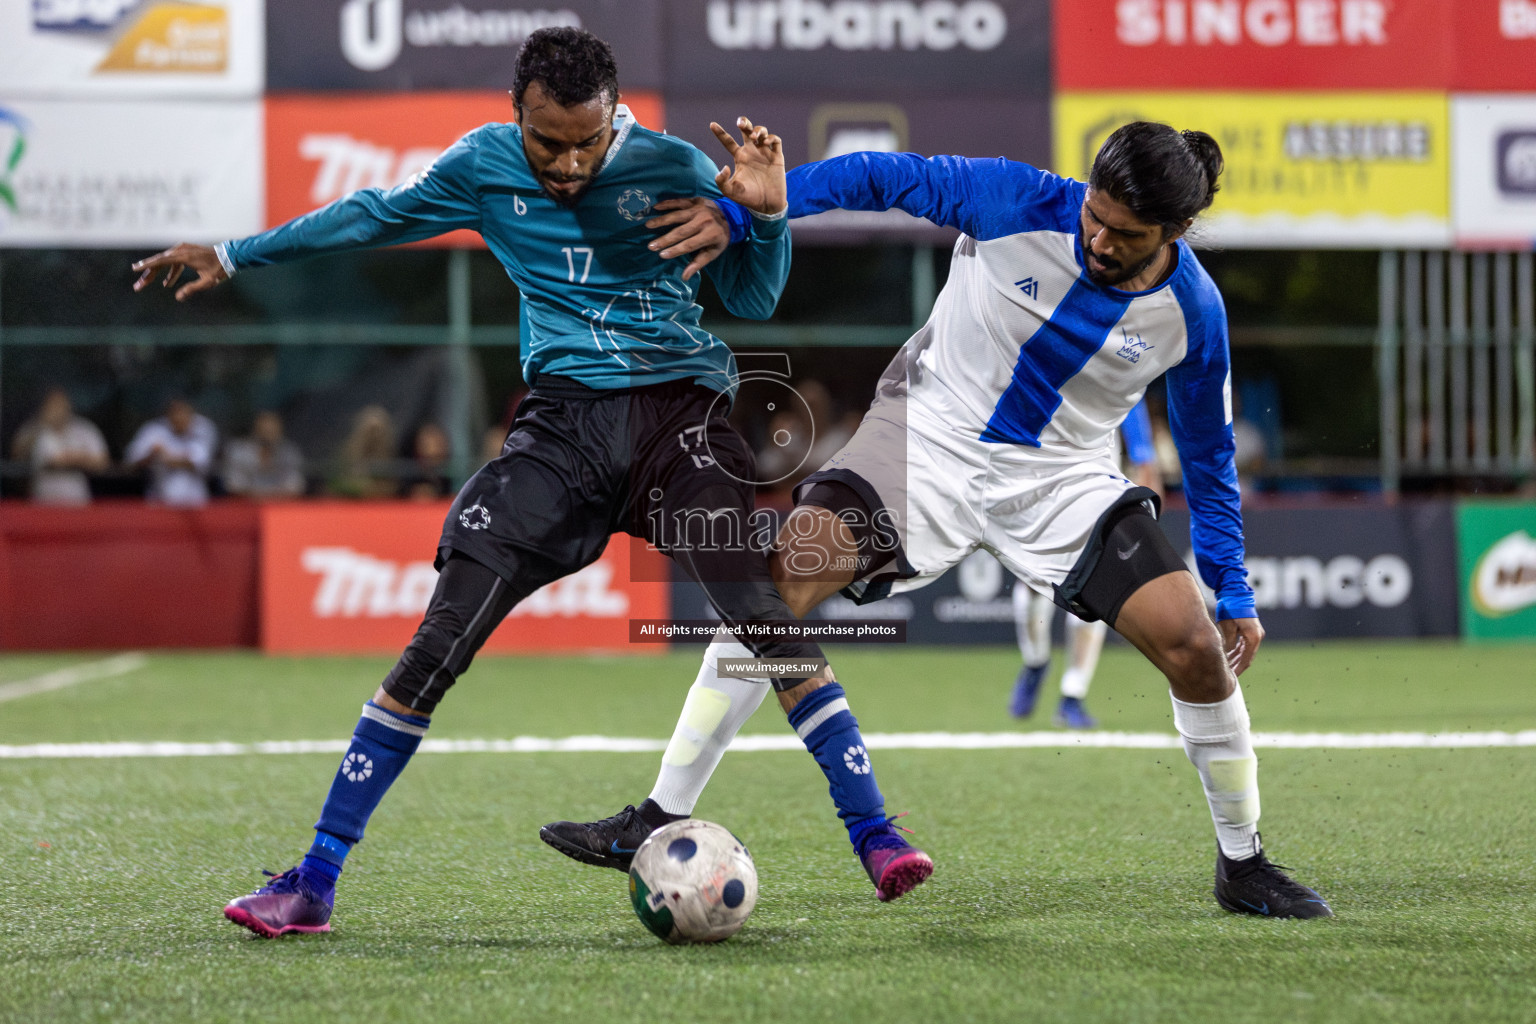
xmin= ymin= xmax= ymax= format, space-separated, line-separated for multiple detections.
xmin=0 ymin=653 xmax=148 ymax=705
xmin=3 ymin=730 xmax=1536 ymax=760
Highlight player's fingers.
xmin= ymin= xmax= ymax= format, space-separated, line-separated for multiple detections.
xmin=714 ymin=165 xmax=732 ymax=191
xmin=649 ymin=225 xmax=703 ymax=255
xmin=736 ymin=116 xmax=755 ymax=139
xmin=132 ymin=266 xmax=156 ymax=292
xmin=644 ymin=208 xmax=694 ymax=231
xmin=660 ymin=231 xmax=713 ymax=258
xmin=175 ymin=275 xmax=216 ymax=302
xmin=130 ymin=248 xmax=177 ymax=273
xmin=680 ymin=252 xmax=709 ymax=282
xmin=162 ymin=263 xmax=185 ymax=288
xmin=648 ymin=197 xmax=694 ymax=214
xmin=710 ymin=122 xmax=741 ymax=156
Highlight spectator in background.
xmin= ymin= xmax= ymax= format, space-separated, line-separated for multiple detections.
xmin=224 ymin=410 xmax=306 ymax=499
xmin=398 ymin=422 xmax=453 ymax=501
xmin=125 ymin=397 xmax=217 ymax=506
xmin=28 ymin=388 xmax=109 ymax=505
xmin=330 ymin=405 xmax=398 ymax=499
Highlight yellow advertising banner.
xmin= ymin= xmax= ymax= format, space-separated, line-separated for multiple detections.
xmin=1054 ymin=93 xmax=1451 ymax=248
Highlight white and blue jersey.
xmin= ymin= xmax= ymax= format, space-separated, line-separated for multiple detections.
xmin=784 ymin=152 xmax=1254 ymax=620
xmin=217 ymin=107 xmax=789 ymax=395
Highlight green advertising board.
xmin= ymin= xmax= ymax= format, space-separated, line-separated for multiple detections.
xmin=1457 ymin=501 xmax=1536 ymax=641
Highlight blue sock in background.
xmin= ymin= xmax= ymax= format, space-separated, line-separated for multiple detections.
xmin=785 ymin=683 xmax=888 ymax=853
xmin=298 ymin=701 xmax=430 ymax=892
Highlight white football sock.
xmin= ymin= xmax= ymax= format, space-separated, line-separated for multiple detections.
xmin=1014 ymin=584 xmax=1054 ymax=667
xmin=1060 ymin=616 xmax=1107 ymax=699
xmin=1171 ymin=683 xmax=1262 ymax=860
xmin=647 ymin=633 xmax=771 ymax=816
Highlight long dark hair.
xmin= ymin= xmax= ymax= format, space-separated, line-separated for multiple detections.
xmin=512 ymin=27 xmax=618 ymax=111
xmin=1089 ymin=122 xmax=1223 ymax=232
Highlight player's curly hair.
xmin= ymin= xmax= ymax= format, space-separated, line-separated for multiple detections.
xmin=511 ymin=27 xmax=619 ymax=111
xmin=1089 ymin=121 xmax=1224 ymax=233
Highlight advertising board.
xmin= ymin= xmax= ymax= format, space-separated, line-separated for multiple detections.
xmin=260 ymin=503 xmax=670 ymax=654
xmin=1054 ymin=0 xmax=1451 ymax=90
xmin=1456 ymin=501 xmax=1536 ymax=641
xmin=263 ymin=91 xmax=664 ymax=243
xmin=1054 ymin=92 xmax=1452 ymax=247
xmin=1452 ymin=94 xmax=1536 ymax=248
xmin=266 ymin=0 xmax=662 ymax=91
xmin=664 ymin=0 xmax=1050 ymax=96
xmin=0 ymin=0 xmax=263 ymax=98
xmin=0 ymin=98 xmax=262 ymax=247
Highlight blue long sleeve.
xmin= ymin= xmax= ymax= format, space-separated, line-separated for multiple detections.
xmin=1168 ymin=269 xmax=1254 ymax=621
xmin=787 ymin=152 xmax=1082 ymax=241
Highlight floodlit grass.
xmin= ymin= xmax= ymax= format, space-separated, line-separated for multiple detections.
xmin=1 ymin=642 xmax=1533 ymax=1023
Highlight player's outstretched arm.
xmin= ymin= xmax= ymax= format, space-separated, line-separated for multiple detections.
xmin=711 ymin=117 xmax=786 ymax=217
xmin=132 ymin=243 xmax=228 ymax=302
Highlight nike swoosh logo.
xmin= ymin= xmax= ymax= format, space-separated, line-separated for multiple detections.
xmin=1116 ymin=541 xmax=1142 ymax=560
xmin=610 ymin=841 xmax=639 ymax=855
xmin=1240 ymin=899 xmax=1270 ymax=915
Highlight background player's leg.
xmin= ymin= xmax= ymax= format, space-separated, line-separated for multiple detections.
xmin=1010 ymin=586 xmax=1054 ymax=717
xmin=1053 ymin=615 xmax=1107 ymax=729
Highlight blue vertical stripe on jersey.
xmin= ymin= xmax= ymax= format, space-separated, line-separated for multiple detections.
xmin=980 ymin=279 xmax=1135 ymax=445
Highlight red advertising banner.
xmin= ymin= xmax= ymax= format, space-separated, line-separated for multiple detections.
xmin=1453 ymin=1 xmax=1536 ymax=90
xmin=264 ymin=92 xmax=666 ymax=247
xmin=260 ymin=502 xmax=669 ymax=654
xmin=1054 ymin=0 xmax=1453 ymax=89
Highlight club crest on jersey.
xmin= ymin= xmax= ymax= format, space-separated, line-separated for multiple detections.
xmin=460 ymin=504 xmax=491 ymax=530
xmin=616 ymin=189 xmax=653 ymax=222
xmin=1116 ymin=327 xmax=1153 ymax=364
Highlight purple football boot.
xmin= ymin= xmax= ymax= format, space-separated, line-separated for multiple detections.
xmin=224 ymin=868 xmax=333 ymax=938
xmin=856 ymin=814 xmax=934 ymax=902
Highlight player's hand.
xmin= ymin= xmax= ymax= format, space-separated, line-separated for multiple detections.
xmin=710 ymin=117 xmax=786 ymax=217
xmin=646 ymin=198 xmax=730 ymax=281
xmin=1218 ymin=616 xmax=1264 ymax=676
xmin=131 ymin=243 xmax=228 ymax=302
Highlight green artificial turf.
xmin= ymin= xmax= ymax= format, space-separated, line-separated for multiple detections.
xmin=1 ymin=643 xmax=1533 ymax=1023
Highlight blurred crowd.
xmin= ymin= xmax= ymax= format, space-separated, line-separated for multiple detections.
xmin=8 ymin=387 xmax=460 ymax=507
xmin=7 ymin=379 xmax=1284 ymax=508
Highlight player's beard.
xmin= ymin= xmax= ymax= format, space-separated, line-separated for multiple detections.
xmin=541 ymin=173 xmax=592 ymax=208
xmin=1082 ymin=238 xmax=1162 ymax=288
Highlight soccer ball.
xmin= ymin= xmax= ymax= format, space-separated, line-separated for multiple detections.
xmin=628 ymin=819 xmax=758 ymax=944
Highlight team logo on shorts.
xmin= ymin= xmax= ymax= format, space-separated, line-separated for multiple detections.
xmin=616 ymin=188 xmax=653 ymax=221
xmin=460 ymin=504 xmax=491 ymax=530
xmin=341 ymin=752 xmax=374 ymax=782
xmin=844 ymin=744 xmax=871 ymax=775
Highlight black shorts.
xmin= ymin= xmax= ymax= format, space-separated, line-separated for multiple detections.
xmin=438 ymin=374 xmax=756 ymax=588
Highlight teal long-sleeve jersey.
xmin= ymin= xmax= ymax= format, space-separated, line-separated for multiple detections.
xmin=217 ymin=106 xmax=789 ymax=395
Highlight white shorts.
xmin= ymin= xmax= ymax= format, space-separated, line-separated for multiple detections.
xmin=797 ymin=397 xmax=1141 ymax=602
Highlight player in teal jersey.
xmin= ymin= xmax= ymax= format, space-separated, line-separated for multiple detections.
xmin=132 ymin=27 xmax=927 ymax=937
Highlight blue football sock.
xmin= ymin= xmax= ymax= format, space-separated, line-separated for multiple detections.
xmin=785 ymin=683 xmax=887 ymax=853
xmin=304 ymin=701 xmax=430 ymax=881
